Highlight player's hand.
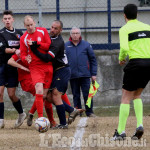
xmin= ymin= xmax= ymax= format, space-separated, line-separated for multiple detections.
xmin=91 ymin=76 xmax=96 ymax=83
xmin=25 ymin=55 xmax=32 ymax=64
xmin=119 ymin=60 xmax=126 ymax=66
xmin=15 ymin=49 xmax=20 ymax=56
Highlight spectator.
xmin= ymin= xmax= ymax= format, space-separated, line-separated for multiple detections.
xmin=65 ymin=27 xmax=97 ymax=117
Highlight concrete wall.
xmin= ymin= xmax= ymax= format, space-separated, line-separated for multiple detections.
xmin=4 ymin=50 xmax=150 ymax=109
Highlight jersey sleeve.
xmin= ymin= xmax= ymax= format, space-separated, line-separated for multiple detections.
xmin=12 ymin=54 xmax=19 ymax=61
xmin=119 ymin=27 xmax=129 ymax=61
xmin=37 ymin=28 xmax=51 ymax=50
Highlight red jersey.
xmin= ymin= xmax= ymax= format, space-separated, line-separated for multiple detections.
xmin=20 ymin=27 xmax=52 ymax=66
xmin=12 ymin=54 xmax=30 ymax=82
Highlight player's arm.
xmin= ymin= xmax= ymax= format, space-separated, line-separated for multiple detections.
xmin=30 ymin=42 xmax=57 ymax=62
xmin=118 ymin=28 xmax=129 ymax=63
xmin=87 ymin=43 xmax=97 ymax=81
xmin=8 ymin=55 xmax=30 ymax=72
xmin=0 ymin=33 xmax=15 ymax=54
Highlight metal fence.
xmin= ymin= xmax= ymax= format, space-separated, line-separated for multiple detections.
xmin=1 ymin=0 xmax=150 ymax=50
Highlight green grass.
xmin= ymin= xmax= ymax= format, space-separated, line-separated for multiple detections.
xmin=4 ymin=104 xmax=150 ymax=119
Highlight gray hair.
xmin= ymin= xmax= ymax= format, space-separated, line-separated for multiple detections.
xmin=70 ymin=27 xmax=81 ymax=35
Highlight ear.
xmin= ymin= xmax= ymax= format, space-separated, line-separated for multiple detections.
xmin=124 ymin=14 xmax=126 ymax=19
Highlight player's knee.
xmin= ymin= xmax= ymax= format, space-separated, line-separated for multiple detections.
xmin=8 ymin=93 xmax=15 ymax=100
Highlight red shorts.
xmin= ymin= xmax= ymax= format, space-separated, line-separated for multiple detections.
xmin=29 ymin=64 xmax=53 ymax=89
xmin=20 ymin=79 xmax=35 ymax=96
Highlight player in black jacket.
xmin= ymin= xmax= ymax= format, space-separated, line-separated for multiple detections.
xmin=0 ymin=10 xmax=26 ymax=129
xmin=30 ymin=20 xmax=84 ymax=129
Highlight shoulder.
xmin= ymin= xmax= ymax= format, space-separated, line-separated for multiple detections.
xmin=0 ymin=28 xmax=5 ymax=34
xmin=65 ymin=41 xmax=71 ymax=46
xmin=80 ymin=40 xmax=90 ymax=46
xmin=36 ymin=27 xmax=48 ymax=35
xmin=37 ymin=27 xmax=48 ymax=32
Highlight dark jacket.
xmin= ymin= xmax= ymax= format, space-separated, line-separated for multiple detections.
xmin=65 ymin=38 xmax=97 ymax=79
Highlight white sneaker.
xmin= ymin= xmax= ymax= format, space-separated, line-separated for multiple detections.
xmin=14 ymin=112 xmax=27 ymax=128
xmin=0 ymin=119 xmax=4 ymax=129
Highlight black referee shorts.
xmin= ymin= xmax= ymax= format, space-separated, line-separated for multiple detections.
xmin=123 ymin=59 xmax=150 ymax=91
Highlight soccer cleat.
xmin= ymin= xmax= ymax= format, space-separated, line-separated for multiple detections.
xmin=131 ymin=126 xmax=144 ymax=140
xmin=52 ymin=124 xmax=68 ymax=129
xmin=112 ymin=129 xmax=126 ymax=141
xmin=50 ymin=120 xmax=58 ymax=128
xmin=0 ymin=119 xmax=4 ymax=129
xmin=14 ymin=112 xmax=27 ymax=128
xmin=27 ymin=113 xmax=34 ymax=126
xmin=68 ymin=108 xmax=85 ymax=125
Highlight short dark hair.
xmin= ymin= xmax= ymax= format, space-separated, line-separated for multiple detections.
xmin=53 ymin=20 xmax=63 ymax=29
xmin=124 ymin=4 xmax=137 ymax=19
xmin=3 ymin=10 xmax=13 ymax=16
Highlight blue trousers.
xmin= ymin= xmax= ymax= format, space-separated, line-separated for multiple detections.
xmin=70 ymin=77 xmax=93 ymax=116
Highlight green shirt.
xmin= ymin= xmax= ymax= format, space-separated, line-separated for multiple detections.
xmin=119 ymin=19 xmax=150 ymax=61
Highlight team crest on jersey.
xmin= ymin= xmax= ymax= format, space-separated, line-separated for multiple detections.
xmin=37 ymin=37 xmax=41 ymax=42
xmin=16 ymin=34 xmax=21 ymax=39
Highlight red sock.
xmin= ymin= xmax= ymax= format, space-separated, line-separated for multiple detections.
xmin=29 ymin=100 xmax=37 ymax=114
xmin=36 ymin=94 xmax=43 ymax=118
xmin=61 ymin=93 xmax=71 ymax=106
xmin=44 ymin=100 xmax=54 ymax=122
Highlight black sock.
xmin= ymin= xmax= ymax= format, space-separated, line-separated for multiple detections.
xmin=56 ymin=104 xmax=66 ymax=125
xmin=0 ymin=102 xmax=4 ymax=119
xmin=63 ymin=101 xmax=74 ymax=113
xmin=13 ymin=100 xmax=23 ymax=114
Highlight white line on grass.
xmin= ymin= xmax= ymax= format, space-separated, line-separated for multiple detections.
xmin=70 ymin=117 xmax=88 ymax=150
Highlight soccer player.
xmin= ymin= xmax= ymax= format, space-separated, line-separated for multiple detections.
xmin=20 ymin=15 xmax=53 ymax=119
xmin=112 ymin=4 xmax=150 ymax=140
xmin=30 ymin=20 xmax=84 ymax=129
xmin=0 ymin=10 xmax=26 ymax=129
xmin=8 ymin=52 xmax=57 ymax=127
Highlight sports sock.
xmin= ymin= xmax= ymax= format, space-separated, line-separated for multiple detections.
xmin=35 ymin=94 xmax=43 ymax=118
xmin=56 ymin=104 xmax=66 ymax=125
xmin=133 ymin=98 xmax=143 ymax=128
xmin=117 ymin=103 xmax=130 ymax=134
xmin=61 ymin=93 xmax=71 ymax=106
xmin=29 ymin=100 xmax=37 ymax=114
xmin=44 ymin=100 xmax=54 ymax=122
xmin=13 ymin=99 xmax=23 ymax=114
xmin=63 ymin=101 xmax=74 ymax=113
xmin=0 ymin=102 xmax=4 ymax=119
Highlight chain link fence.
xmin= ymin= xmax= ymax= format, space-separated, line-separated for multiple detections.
xmin=1 ymin=0 xmax=150 ymax=50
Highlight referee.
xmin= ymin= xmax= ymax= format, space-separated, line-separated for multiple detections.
xmin=0 ymin=10 xmax=26 ymax=128
xmin=113 ymin=4 xmax=150 ymax=140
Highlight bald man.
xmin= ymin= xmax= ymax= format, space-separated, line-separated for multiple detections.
xmin=20 ymin=15 xmax=53 ymax=120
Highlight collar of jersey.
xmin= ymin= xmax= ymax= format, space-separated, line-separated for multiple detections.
xmin=5 ymin=27 xmax=15 ymax=33
xmin=127 ymin=19 xmax=138 ymax=24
